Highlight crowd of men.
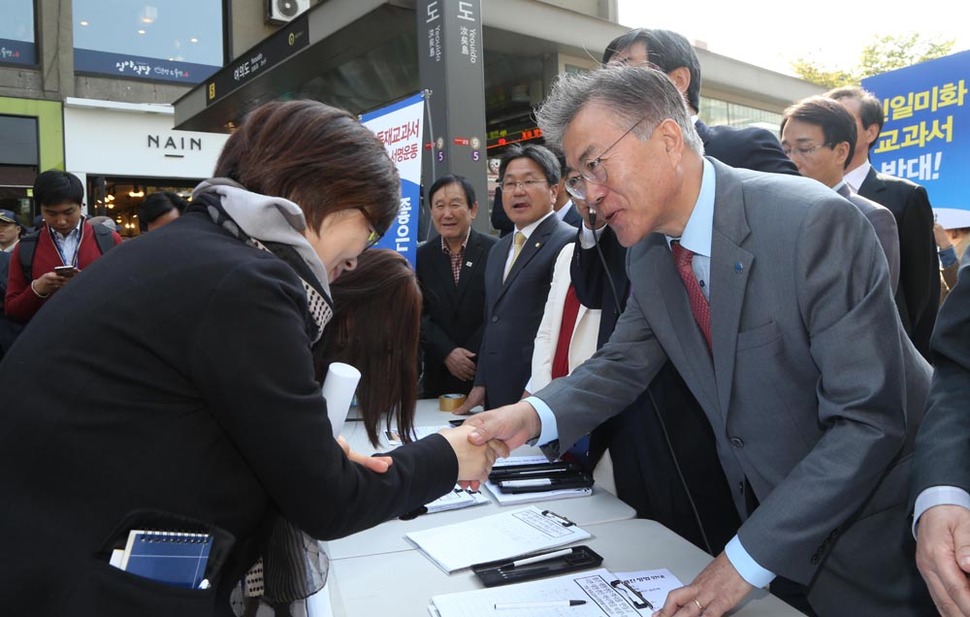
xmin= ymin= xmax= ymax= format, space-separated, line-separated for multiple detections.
xmin=417 ymin=28 xmax=968 ymax=617
xmin=3 ymin=25 xmax=968 ymax=617
xmin=0 ymin=174 xmax=186 ymax=359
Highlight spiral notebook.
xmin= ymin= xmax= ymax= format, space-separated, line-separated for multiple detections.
xmin=120 ymin=529 xmax=213 ymax=589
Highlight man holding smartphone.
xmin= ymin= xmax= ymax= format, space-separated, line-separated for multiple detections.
xmin=4 ymin=170 xmax=121 ymax=325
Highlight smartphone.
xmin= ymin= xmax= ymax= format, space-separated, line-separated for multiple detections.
xmin=54 ymin=265 xmax=78 ymax=278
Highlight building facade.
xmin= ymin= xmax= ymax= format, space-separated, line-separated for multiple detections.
xmin=2 ymin=0 xmax=821 ymax=234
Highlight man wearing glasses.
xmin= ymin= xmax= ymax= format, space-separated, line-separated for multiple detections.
xmin=465 ymin=67 xmax=933 ymax=616
xmin=780 ymin=96 xmax=900 ymax=295
xmin=454 ymin=144 xmax=575 ymax=413
xmin=827 ymin=85 xmax=938 ymax=363
xmin=571 ymin=27 xmax=798 ymax=564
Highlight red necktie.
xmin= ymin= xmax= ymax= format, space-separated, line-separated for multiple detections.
xmin=672 ymin=241 xmax=712 ymax=351
xmin=551 ymin=284 xmax=582 ymax=379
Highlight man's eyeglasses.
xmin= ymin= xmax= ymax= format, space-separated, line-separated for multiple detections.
xmin=500 ymin=179 xmax=548 ymax=192
xmin=564 ymin=118 xmax=644 ymax=201
xmin=358 ymin=208 xmax=384 ymax=248
xmin=782 ymin=143 xmax=831 ymax=158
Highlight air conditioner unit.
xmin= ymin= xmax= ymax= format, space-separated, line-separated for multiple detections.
xmin=267 ymin=0 xmax=310 ymax=25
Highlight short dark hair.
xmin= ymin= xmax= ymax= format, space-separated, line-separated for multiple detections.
xmin=498 ymin=144 xmax=561 ymax=185
xmin=138 ymin=191 xmax=188 ymax=231
xmin=545 ymin=143 xmax=568 ymax=178
xmin=427 ymin=174 xmax=476 ymax=208
xmin=826 ymin=85 xmax=885 ymax=146
xmin=213 ymin=100 xmax=400 ymax=236
xmin=536 ymin=66 xmax=703 ymax=156
xmin=781 ymin=96 xmax=857 ymax=170
xmin=314 ymin=249 xmax=421 ymax=447
xmin=602 ymin=28 xmax=701 ymax=112
xmin=33 ymin=170 xmax=83 ymax=208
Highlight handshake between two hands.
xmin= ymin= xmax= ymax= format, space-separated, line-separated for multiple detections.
xmin=339 ymin=401 xmax=541 ymax=488
xmin=445 ymin=401 xmax=542 ymax=489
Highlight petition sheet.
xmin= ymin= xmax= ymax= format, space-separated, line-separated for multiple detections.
xmin=429 ymin=568 xmax=655 ymax=616
xmin=614 ymin=569 xmax=683 ymax=612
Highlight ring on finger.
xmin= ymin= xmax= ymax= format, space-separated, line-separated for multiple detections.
xmin=693 ymin=598 xmax=704 ymax=612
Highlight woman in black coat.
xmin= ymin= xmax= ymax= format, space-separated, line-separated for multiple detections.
xmin=0 ymin=100 xmax=502 ymax=616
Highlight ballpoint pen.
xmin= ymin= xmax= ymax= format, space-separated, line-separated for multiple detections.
xmin=500 ymin=478 xmax=556 ymax=488
xmin=494 ymin=600 xmax=586 ymax=610
xmin=504 ymin=548 xmax=574 ymax=569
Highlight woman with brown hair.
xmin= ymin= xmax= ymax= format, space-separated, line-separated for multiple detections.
xmin=0 ymin=100 xmax=504 ymax=617
xmin=316 ymin=248 xmax=421 ymax=447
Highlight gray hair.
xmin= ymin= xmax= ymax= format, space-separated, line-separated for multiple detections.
xmin=536 ymin=66 xmax=703 ymax=155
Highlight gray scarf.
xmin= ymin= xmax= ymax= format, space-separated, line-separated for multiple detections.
xmin=192 ymin=178 xmax=332 ymax=296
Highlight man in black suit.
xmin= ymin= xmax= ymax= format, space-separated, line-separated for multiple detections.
xmin=549 ymin=145 xmax=584 ymax=228
xmin=911 ymin=258 xmax=970 ymax=614
xmin=456 ymin=144 xmax=575 ymax=412
xmin=490 ymin=186 xmax=513 ymax=237
xmin=417 ymin=175 xmax=497 ymax=397
xmin=606 ymin=29 xmax=798 ymax=177
xmin=572 ymin=29 xmax=798 ymax=562
xmin=828 ymin=85 xmax=938 ymax=361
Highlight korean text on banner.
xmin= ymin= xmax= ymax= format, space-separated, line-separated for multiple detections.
xmin=863 ymin=50 xmax=970 ymax=229
xmin=361 ymin=93 xmax=426 ymax=265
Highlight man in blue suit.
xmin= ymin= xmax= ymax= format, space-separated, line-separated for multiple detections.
xmin=456 ymin=144 xmax=575 ymax=412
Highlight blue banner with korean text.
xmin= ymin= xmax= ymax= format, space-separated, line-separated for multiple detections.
xmin=863 ymin=50 xmax=970 ymax=228
xmin=360 ymin=93 xmax=426 ymax=266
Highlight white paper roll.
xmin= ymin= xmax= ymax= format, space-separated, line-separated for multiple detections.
xmin=321 ymin=362 xmax=361 ymax=439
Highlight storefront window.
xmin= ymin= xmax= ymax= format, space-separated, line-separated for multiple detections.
xmin=0 ymin=0 xmax=36 ymax=66
xmin=88 ymin=177 xmax=198 ymax=238
xmin=700 ymin=97 xmax=784 ymax=136
xmin=73 ymin=0 xmax=223 ymax=85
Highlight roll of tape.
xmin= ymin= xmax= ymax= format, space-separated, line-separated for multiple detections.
xmin=438 ymin=393 xmax=467 ymax=411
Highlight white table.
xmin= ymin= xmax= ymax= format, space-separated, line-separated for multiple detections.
xmin=326 ymin=400 xmax=635 ymax=560
xmin=314 ymin=401 xmax=801 ymax=616
xmin=326 ymin=518 xmax=805 ymax=616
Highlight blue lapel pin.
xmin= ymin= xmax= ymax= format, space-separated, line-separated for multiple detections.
xmin=735 ymin=262 xmax=743 ymax=274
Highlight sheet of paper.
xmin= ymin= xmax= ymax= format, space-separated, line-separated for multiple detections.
xmin=614 ymin=569 xmax=684 ymax=612
xmin=424 ymin=486 xmax=490 ymax=514
xmin=405 ymin=506 xmax=592 ymax=573
xmin=429 ymin=568 xmax=653 ymax=617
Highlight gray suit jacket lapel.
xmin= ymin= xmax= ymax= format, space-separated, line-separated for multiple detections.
xmin=640 ymin=236 xmax=720 ymax=416
xmin=710 ymin=159 xmax=754 ymax=418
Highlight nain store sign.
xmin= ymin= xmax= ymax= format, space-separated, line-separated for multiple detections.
xmin=147 ymin=134 xmax=203 ymax=158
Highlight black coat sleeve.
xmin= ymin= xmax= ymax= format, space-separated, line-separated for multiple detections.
xmin=188 ymin=259 xmax=457 ymax=540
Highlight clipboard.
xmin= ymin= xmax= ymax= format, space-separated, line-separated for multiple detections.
xmin=404 ymin=506 xmax=592 ymax=573
xmin=429 ymin=568 xmax=657 ymax=616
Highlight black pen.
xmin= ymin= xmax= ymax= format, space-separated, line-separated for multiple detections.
xmin=494 ymin=600 xmax=586 ymax=610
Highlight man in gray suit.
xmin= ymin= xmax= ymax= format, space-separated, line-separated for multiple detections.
xmin=465 ymin=66 xmax=933 ymax=616
xmin=827 ymin=85 xmax=938 ymax=361
xmin=912 ymin=258 xmax=970 ymax=616
xmin=780 ymin=95 xmax=901 ymax=294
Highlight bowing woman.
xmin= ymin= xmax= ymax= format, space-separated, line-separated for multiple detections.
xmin=0 ymin=100 xmax=505 ymax=617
